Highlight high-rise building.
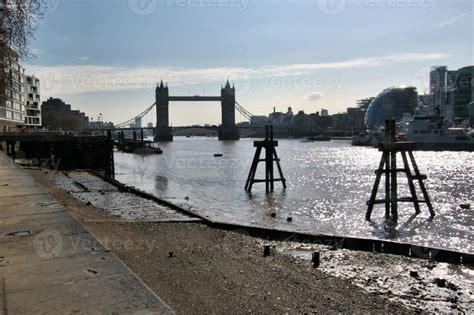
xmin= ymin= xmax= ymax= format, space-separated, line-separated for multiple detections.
xmin=447 ymin=66 xmax=473 ymax=119
xmin=24 ymin=75 xmax=42 ymax=127
xmin=430 ymin=65 xmax=473 ymax=121
xmin=430 ymin=66 xmax=448 ymax=113
xmin=320 ymin=108 xmax=329 ymax=117
xmin=0 ymin=47 xmax=26 ymax=131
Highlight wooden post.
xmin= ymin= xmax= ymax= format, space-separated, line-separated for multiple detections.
xmin=245 ymin=125 xmax=286 ymax=193
xmin=401 ymin=151 xmax=420 ymax=214
xmin=265 ymin=126 xmax=270 ymax=193
xmin=105 ymin=130 xmax=115 ymax=179
xmin=312 ymin=252 xmax=320 ymax=268
xmin=366 ymin=119 xmax=435 ymax=221
xmin=366 ymin=153 xmax=386 ymax=220
xmin=384 ymin=151 xmax=390 ymax=218
xmin=408 ymin=151 xmax=435 ymax=218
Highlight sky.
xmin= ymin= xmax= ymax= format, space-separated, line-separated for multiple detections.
xmin=25 ymin=0 xmax=473 ymax=126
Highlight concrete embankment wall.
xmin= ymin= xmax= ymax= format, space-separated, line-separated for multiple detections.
xmin=94 ymin=171 xmax=474 ymax=265
xmin=0 ymin=153 xmax=173 ymax=314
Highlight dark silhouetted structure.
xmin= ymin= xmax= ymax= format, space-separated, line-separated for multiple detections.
xmin=155 ymin=81 xmax=173 ymax=141
xmin=154 ymin=80 xmax=239 ymax=141
xmin=41 ymin=97 xmax=89 ymax=131
xmin=245 ymin=125 xmax=286 ymax=193
xmin=219 ymin=81 xmax=240 ymax=140
xmin=366 ymin=119 xmax=435 ymax=222
xmin=364 ymin=86 xmax=418 ymax=129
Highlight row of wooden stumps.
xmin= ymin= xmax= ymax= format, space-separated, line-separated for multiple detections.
xmin=245 ymin=125 xmax=287 ymax=193
xmin=366 ymin=119 xmax=435 ymax=221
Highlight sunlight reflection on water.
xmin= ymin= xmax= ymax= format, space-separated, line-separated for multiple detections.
xmin=114 ymin=137 xmax=473 ymax=253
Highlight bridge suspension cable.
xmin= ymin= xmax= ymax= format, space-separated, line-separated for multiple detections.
xmin=114 ymin=102 xmax=156 ymax=128
xmin=235 ymin=101 xmax=254 ymax=121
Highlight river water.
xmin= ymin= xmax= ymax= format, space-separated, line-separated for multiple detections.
xmin=114 ymin=137 xmax=473 ymax=253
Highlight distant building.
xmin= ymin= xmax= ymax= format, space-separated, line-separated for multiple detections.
xmin=24 ymin=75 xmax=41 ymax=127
xmin=131 ymin=117 xmax=142 ymax=128
xmin=269 ymin=106 xmax=294 ymax=127
xmin=89 ymin=121 xmax=114 ymax=129
xmin=41 ymin=97 xmax=89 ymax=131
xmin=329 ymin=108 xmax=364 ymax=130
xmin=320 ymin=108 xmax=329 ymax=117
xmin=419 ymin=94 xmax=433 ymax=107
xmin=430 ymin=65 xmax=474 ymax=121
xmin=364 ymin=86 xmax=418 ymax=129
xmin=0 ymin=47 xmax=25 ymax=131
xmin=147 ymin=122 xmax=153 ymax=128
xmin=430 ymin=66 xmax=448 ymax=112
xmin=448 ymin=66 xmax=473 ymax=119
xmin=356 ymin=98 xmax=374 ymax=112
xmin=250 ymin=115 xmax=268 ymax=126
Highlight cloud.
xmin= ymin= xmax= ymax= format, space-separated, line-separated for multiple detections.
xmin=304 ymin=92 xmax=324 ymax=101
xmin=436 ymin=12 xmax=470 ymax=29
xmin=26 ymin=52 xmax=449 ymax=97
xmin=79 ymin=56 xmax=89 ymax=61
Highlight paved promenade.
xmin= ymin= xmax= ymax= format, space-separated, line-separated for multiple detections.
xmin=0 ymin=153 xmax=174 ymax=314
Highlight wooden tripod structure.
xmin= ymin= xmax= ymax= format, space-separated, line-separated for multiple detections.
xmin=366 ymin=120 xmax=435 ymax=221
xmin=245 ymin=125 xmax=287 ymax=193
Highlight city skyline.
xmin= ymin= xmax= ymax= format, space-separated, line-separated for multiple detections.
xmin=25 ymin=0 xmax=473 ymax=125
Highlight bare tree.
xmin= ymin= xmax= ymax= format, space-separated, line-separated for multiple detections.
xmin=0 ymin=0 xmax=46 ymax=59
xmin=1 ymin=0 xmax=46 ymax=104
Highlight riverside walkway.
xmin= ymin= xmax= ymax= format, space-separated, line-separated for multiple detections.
xmin=0 ymin=152 xmax=173 ymax=314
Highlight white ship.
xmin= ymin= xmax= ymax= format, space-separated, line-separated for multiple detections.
xmin=405 ymin=115 xmax=474 ymax=151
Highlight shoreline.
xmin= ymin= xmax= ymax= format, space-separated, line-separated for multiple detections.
xmin=25 ymin=168 xmax=473 ymax=313
xmin=93 ymin=168 xmax=473 ymax=264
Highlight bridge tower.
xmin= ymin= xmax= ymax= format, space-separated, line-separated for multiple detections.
xmin=155 ymin=80 xmax=173 ymax=141
xmin=219 ymin=80 xmax=240 ymax=140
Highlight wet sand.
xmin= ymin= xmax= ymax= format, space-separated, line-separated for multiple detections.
xmin=26 ymin=168 xmax=472 ymax=313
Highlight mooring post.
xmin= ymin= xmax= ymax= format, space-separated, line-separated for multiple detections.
xmin=105 ymin=130 xmax=115 ymax=179
xmin=408 ymin=151 xmax=435 ymax=218
xmin=245 ymin=125 xmax=286 ymax=193
xmin=388 ymin=120 xmax=398 ymax=221
xmin=312 ymin=251 xmax=320 ymax=268
xmin=265 ymin=125 xmax=270 ymax=193
xmin=366 ymin=119 xmax=434 ymax=221
xmin=269 ymin=125 xmax=275 ymax=191
xmin=263 ymin=245 xmax=271 ymax=257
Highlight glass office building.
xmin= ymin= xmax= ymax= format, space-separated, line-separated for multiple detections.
xmin=364 ymin=86 xmax=418 ymax=129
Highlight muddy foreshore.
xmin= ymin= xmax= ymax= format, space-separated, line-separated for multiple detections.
xmin=25 ymin=168 xmax=473 ymax=313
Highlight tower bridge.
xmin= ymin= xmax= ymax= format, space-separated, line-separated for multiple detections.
xmin=155 ymin=80 xmax=239 ymax=141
